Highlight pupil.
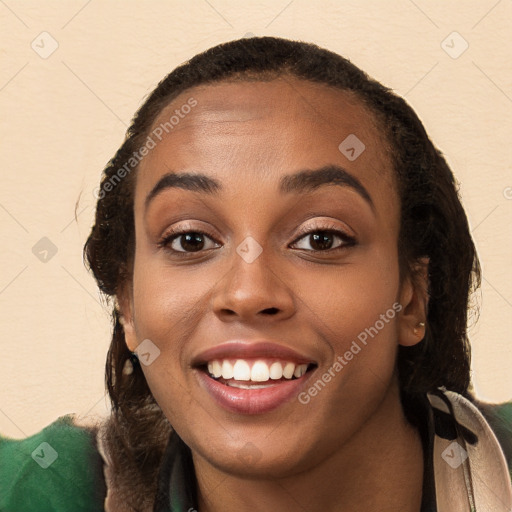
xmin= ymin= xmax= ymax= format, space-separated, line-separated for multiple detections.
xmin=182 ymin=233 xmax=204 ymax=252
xmin=311 ymin=232 xmax=333 ymax=250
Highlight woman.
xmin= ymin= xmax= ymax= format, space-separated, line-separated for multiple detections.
xmin=1 ymin=36 xmax=511 ymax=512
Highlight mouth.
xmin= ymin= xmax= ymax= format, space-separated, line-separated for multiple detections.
xmin=192 ymin=342 xmax=319 ymax=414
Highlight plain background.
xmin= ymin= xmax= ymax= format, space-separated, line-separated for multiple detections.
xmin=1 ymin=0 xmax=511 ymax=438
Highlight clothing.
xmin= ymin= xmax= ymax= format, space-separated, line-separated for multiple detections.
xmin=1 ymin=389 xmax=511 ymax=511
xmin=152 ymin=389 xmax=512 ymax=512
xmin=0 ymin=414 xmax=106 ymax=511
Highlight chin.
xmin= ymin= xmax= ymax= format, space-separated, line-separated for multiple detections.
xmin=207 ymin=449 xmax=312 ymax=479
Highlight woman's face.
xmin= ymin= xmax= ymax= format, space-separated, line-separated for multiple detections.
xmin=120 ymin=76 xmax=426 ymax=477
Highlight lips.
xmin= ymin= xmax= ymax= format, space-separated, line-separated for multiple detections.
xmin=192 ymin=341 xmax=318 ymax=414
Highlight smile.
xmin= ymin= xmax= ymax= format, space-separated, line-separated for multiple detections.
xmin=207 ymin=358 xmax=311 ymax=383
xmin=195 ymin=361 xmax=317 ymax=414
xmin=192 ymin=340 xmax=319 ymax=414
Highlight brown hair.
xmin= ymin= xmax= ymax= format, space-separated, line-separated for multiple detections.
xmin=83 ymin=36 xmax=481 ymax=509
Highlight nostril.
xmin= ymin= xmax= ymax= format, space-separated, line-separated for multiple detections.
xmin=262 ymin=307 xmax=279 ymax=315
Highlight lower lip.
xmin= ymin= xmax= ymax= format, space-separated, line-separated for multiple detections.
xmin=195 ymin=369 xmax=314 ymax=414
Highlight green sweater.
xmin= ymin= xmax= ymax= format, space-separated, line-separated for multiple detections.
xmin=0 ymin=415 xmax=106 ymax=511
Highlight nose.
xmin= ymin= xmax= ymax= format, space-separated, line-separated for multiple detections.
xmin=211 ymin=240 xmax=296 ymax=323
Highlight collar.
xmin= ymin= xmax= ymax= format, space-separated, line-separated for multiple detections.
xmin=153 ymin=431 xmax=197 ymax=512
xmin=153 ymin=389 xmax=512 ymax=512
xmin=427 ymin=389 xmax=512 ymax=511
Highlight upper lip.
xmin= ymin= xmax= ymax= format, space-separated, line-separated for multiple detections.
xmin=191 ymin=341 xmax=318 ymax=367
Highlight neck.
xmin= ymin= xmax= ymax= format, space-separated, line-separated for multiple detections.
xmin=193 ymin=383 xmax=424 ymax=512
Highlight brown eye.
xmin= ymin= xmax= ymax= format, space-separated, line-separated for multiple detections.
xmin=158 ymin=231 xmax=220 ymax=253
xmin=307 ymin=232 xmax=336 ymax=251
xmin=291 ymin=228 xmax=356 ymax=252
xmin=174 ymin=232 xmax=206 ymax=252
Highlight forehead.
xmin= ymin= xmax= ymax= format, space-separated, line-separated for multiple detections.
xmin=135 ymin=77 xmax=396 ymax=212
xmin=150 ymin=77 xmax=384 ymax=146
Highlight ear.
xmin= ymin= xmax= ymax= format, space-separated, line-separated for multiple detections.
xmin=397 ymin=257 xmax=429 ymax=347
xmin=116 ymin=280 xmax=138 ymax=353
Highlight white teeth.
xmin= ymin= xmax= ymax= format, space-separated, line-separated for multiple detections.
xmin=227 ymin=381 xmax=275 ymax=389
xmin=282 ymin=362 xmax=295 ymax=379
xmin=211 ymin=360 xmax=222 ymax=378
xmin=293 ymin=364 xmax=308 ymax=378
xmin=269 ymin=362 xmax=283 ymax=380
xmin=251 ymin=360 xmax=270 ymax=382
xmin=233 ymin=360 xmax=251 ymax=380
xmin=221 ymin=360 xmax=234 ymax=379
xmin=208 ymin=359 xmax=311 ymax=383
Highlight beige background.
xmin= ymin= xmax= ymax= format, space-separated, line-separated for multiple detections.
xmin=1 ymin=0 xmax=511 ymax=438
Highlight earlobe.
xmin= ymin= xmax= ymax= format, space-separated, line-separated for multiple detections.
xmin=122 ymin=321 xmax=138 ymax=353
xmin=397 ymin=258 xmax=429 ymax=347
xmin=412 ymin=322 xmax=425 ymax=337
xmin=115 ymin=285 xmax=138 ymax=353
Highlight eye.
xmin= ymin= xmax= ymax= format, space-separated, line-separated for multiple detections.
xmin=290 ymin=225 xmax=356 ymax=252
xmin=157 ymin=223 xmax=356 ymax=255
xmin=157 ymin=229 xmax=220 ymax=254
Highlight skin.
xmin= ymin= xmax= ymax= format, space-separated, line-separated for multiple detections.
xmin=119 ymin=76 xmax=429 ymax=512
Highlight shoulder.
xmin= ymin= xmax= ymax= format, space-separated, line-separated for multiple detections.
xmin=0 ymin=414 xmax=107 ymax=512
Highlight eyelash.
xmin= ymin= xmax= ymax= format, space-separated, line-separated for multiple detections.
xmin=157 ymin=223 xmax=357 ymax=256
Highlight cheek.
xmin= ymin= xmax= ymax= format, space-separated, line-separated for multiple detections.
xmin=296 ymin=249 xmax=401 ymax=345
xmin=295 ymin=250 xmax=401 ymax=408
xmin=128 ymin=257 xmax=212 ymax=404
xmin=132 ymin=255 xmax=211 ymax=338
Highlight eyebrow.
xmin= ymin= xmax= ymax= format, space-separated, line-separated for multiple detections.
xmin=144 ymin=164 xmax=375 ymax=212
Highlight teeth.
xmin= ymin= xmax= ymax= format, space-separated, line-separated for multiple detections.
xmin=251 ymin=361 xmax=270 ymax=382
xmin=227 ymin=381 xmax=275 ymax=389
xmin=221 ymin=360 xmax=234 ymax=380
xmin=294 ymin=364 xmax=308 ymax=378
xmin=283 ymin=362 xmax=295 ymax=379
xmin=207 ymin=359 xmax=311 ymax=383
xmin=233 ymin=360 xmax=251 ymax=381
xmin=211 ymin=360 xmax=222 ymax=378
xmin=269 ymin=362 xmax=283 ymax=380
